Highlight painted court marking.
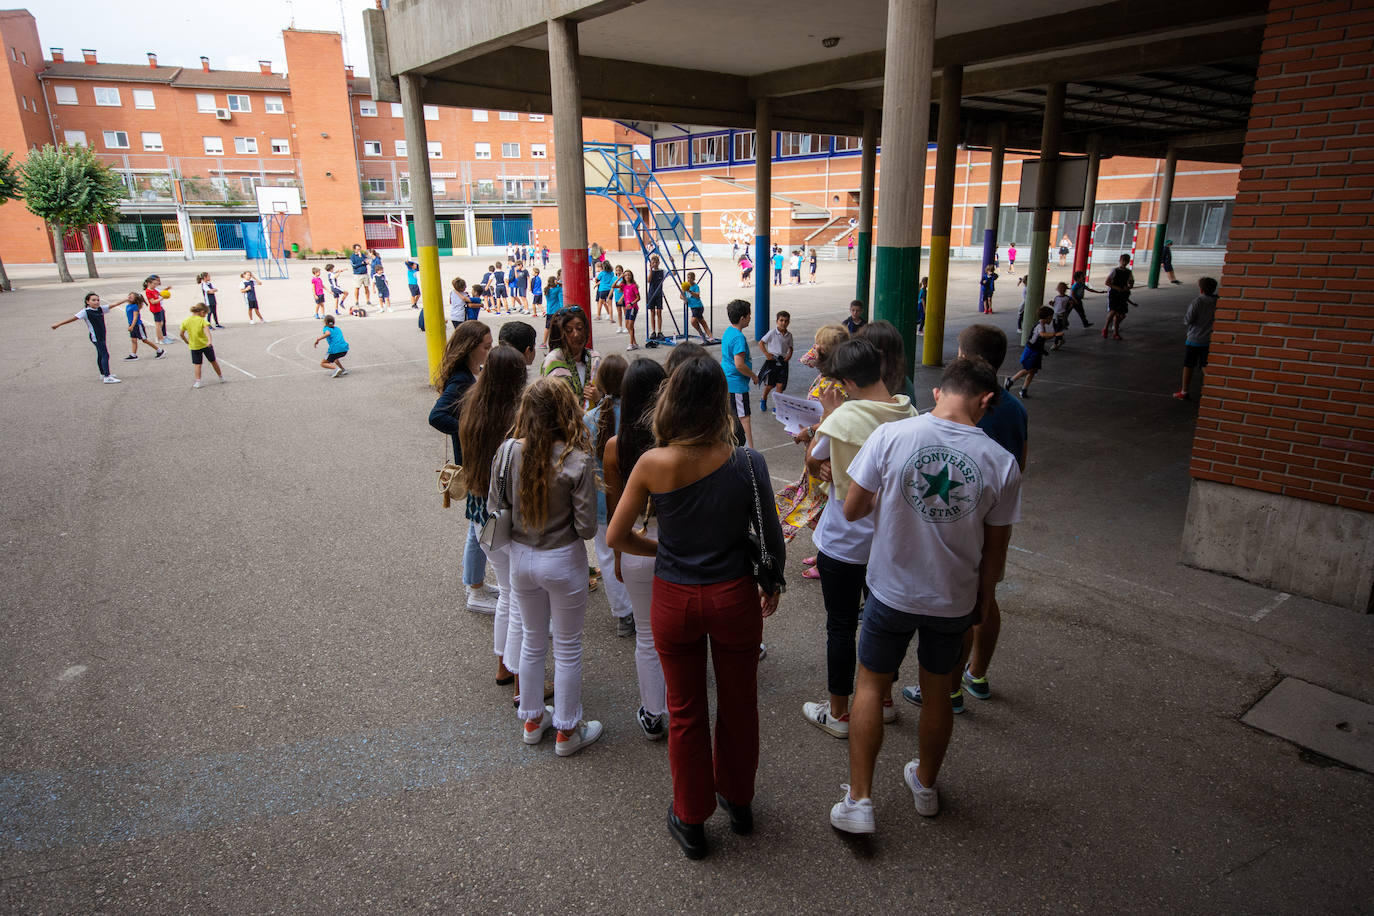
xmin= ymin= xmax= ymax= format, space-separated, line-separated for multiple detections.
xmin=217 ymin=359 xmax=257 ymax=379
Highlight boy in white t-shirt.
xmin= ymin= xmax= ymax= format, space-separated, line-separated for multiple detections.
xmin=829 ymin=357 xmax=1021 ymax=835
xmin=756 ymin=310 xmax=794 ymax=413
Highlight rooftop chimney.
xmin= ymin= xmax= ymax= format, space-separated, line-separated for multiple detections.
xmin=258 ymin=60 xmax=272 ymax=74
xmin=81 ymin=48 xmax=97 ymax=65
xmin=200 ymin=56 xmax=210 ymax=73
xmin=49 ymin=47 xmax=63 ymax=63
xmin=344 ymin=65 xmax=354 ymax=80
xmin=147 ymin=52 xmax=158 ymax=69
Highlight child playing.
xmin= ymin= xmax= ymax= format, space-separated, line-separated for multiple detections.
xmin=758 ymin=310 xmax=794 ymax=412
xmin=197 ymin=272 xmax=223 ymax=329
xmin=1049 ymin=282 xmax=1074 ymax=350
xmin=143 ymin=275 xmax=172 ymax=343
xmin=240 ymin=271 xmax=265 ymax=323
xmin=179 ymin=303 xmax=225 ymax=387
xmin=51 ymin=290 xmax=136 ymax=383
xmin=720 ymin=298 xmax=759 ymax=448
xmin=542 ymin=272 xmax=563 ymax=348
xmin=1173 ymin=277 xmax=1219 ymax=401
xmin=311 ymin=267 xmax=327 ymax=319
xmin=405 ymin=258 xmax=421 ymax=309
xmin=595 ymin=261 xmax=615 ymax=322
xmin=1069 ymin=270 xmax=1102 ymax=328
xmin=842 ymin=299 xmax=867 ymax=335
xmin=681 ymin=271 xmax=712 ymax=341
xmin=530 ymin=267 xmax=543 ymax=318
xmin=371 ymin=255 xmax=392 ymax=312
xmin=1004 ymin=305 xmax=1060 ymax=398
xmin=326 ymin=264 xmax=346 ymax=315
xmin=1007 ymin=243 xmax=1018 ymax=272
xmin=612 ymin=264 xmax=626 ymax=333
xmin=123 ymin=292 xmax=165 ymax=361
xmin=313 ymin=314 xmax=350 ymax=378
xmin=917 ymin=276 xmax=928 ymax=336
xmin=979 ymin=265 xmax=998 ymax=314
xmin=621 ymin=269 xmax=641 ymax=351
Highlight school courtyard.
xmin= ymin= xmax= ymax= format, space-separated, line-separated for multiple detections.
xmin=0 ymin=253 xmax=1369 ymax=913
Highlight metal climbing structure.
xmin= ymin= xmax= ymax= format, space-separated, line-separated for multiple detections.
xmin=583 ymin=142 xmax=716 ymax=345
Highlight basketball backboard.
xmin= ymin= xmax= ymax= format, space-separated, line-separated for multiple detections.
xmin=255 ymin=186 xmax=302 ymax=216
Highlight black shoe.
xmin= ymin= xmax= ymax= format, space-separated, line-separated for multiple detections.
xmin=667 ymin=806 xmax=708 ymax=860
xmin=716 ymin=793 xmax=753 ymax=836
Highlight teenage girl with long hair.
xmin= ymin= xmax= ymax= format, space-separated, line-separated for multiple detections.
xmin=584 ymin=355 xmax=632 ymax=621
xmin=607 ymin=354 xmax=785 ymax=860
xmin=502 ymin=378 xmax=602 ymax=756
xmin=458 ymin=343 xmax=529 ymax=694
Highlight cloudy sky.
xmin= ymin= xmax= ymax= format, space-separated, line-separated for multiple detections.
xmin=33 ymin=0 xmax=379 ymax=75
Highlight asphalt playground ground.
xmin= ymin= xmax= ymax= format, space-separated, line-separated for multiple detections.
xmin=0 ymin=252 xmax=1370 ymax=914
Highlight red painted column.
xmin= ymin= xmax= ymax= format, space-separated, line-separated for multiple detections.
xmin=1072 ymin=136 xmax=1100 ymax=279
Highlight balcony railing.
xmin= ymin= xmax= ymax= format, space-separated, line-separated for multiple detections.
xmin=358 ymin=159 xmax=556 ymax=206
xmin=95 ymin=153 xmax=306 ymax=207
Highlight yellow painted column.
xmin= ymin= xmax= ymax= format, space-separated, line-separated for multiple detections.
xmin=418 ymin=245 xmax=445 ymax=382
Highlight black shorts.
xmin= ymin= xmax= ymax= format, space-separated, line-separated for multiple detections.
xmin=596 ymin=289 xmax=611 ymax=302
xmin=327 ymin=349 xmax=349 ymax=362
xmin=789 ymin=269 xmax=800 ymax=279
xmin=690 ymin=306 xmax=705 ymax=319
xmin=245 ymin=297 xmax=258 ymax=310
xmin=1184 ymin=344 xmax=1210 ymax=368
xmin=315 ymin=294 xmax=326 ymax=305
xmin=130 ymin=321 xmax=150 ymax=341
xmin=533 ymin=294 xmax=543 ymax=305
xmin=646 ymin=299 xmax=664 ymax=311
xmin=496 ymin=286 xmax=508 ymax=297
xmin=1059 ymin=246 xmax=1069 ymax=256
xmin=408 ymin=284 xmax=421 ymax=297
xmin=730 ymin=392 xmax=752 ymax=419
xmin=624 ymin=306 xmax=639 ymax=322
xmin=191 ymin=345 xmax=216 ymax=365
xmin=858 ymin=594 xmax=975 ymax=677
xmin=759 ymin=358 xmax=789 ymax=390
xmin=741 ymin=267 xmax=754 ymax=279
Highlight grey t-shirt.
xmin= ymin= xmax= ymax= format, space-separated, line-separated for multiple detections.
xmin=1184 ymin=294 xmax=1218 ymax=346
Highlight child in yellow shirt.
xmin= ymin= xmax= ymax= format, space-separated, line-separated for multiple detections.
xmin=179 ymin=303 xmax=225 ymax=388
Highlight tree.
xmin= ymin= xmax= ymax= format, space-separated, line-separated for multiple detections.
xmin=0 ymin=151 xmax=19 ymax=291
xmin=65 ymin=145 xmax=126 ymax=279
xmin=17 ymin=144 xmax=84 ymax=283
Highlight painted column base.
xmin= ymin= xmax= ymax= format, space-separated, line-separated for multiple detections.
xmin=754 ymin=235 xmax=770 ymax=341
xmin=560 ymin=248 xmax=592 ymax=339
xmin=874 ymin=244 xmax=921 ymax=375
xmin=855 ymin=232 xmax=873 ymax=310
xmin=923 ymin=235 xmax=949 ymax=367
xmin=1147 ymin=222 xmax=1167 ymax=288
xmin=418 ymin=245 xmax=446 ymax=384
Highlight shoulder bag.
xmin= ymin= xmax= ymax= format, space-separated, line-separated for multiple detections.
xmin=740 ymin=448 xmax=786 ymax=596
xmin=480 ymin=439 xmax=516 ymax=551
xmin=436 ymin=434 xmax=466 ymax=508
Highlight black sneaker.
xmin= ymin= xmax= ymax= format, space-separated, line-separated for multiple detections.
xmin=123 ymin=354 xmax=138 ymax=360
xmin=716 ymin=793 xmax=753 ymax=835
xmin=616 ymin=615 xmax=636 ymax=638
xmin=637 ymin=705 xmax=666 ymax=741
xmin=1003 ymin=376 xmax=1013 ymax=392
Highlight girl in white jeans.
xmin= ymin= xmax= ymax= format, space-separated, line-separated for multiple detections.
xmin=601 ymin=357 xmax=669 ymax=738
xmin=458 ymin=344 xmax=529 ymax=695
xmin=495 ymin=378 xmax=602 ymax=756
xmin=583 ymin=356 xmax=635 ymax=630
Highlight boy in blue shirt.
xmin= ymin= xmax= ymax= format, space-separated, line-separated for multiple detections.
xmin=530 ymin=267 xmax=544 ymax=318
xmin=720 ymin=298 xmax=759 ymax=448
xmin=595 ymin=261 xmax=616 ymax=322
xmin=405 ymin=259 xmax=421 ymax=309
xmin=772 ymin=249 xmax=785 ymax=285
xmin=979 ymin=265 xmax=998 ymax=314
xmin=680 ymin=271 xmax=712 ymax=342
xmin=541 ymin=271 xmax=563 ymax=349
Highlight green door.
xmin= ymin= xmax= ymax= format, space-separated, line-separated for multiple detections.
xmin=408 ymin=219 xmax=454 ymax=257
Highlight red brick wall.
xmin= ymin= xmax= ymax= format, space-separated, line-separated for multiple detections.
xmin=0 ymin=11 xmax=59 ymax=263
xmin=1189 ymin=0 xmax=1374 ymax=513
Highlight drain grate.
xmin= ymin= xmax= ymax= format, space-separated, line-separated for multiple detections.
xmin=1242 ymin=678 xmax=1374 ymax=774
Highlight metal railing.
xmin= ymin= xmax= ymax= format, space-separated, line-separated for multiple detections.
xmin=94 ymin=153 xmax=306 ymax=207
xmin=357 ymin=159 xmax=556 ymax=206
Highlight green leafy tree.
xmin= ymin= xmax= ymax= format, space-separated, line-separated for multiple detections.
xmin=65 ymin=144 xmax=126 ymax=279
xmin=17 ymin=144 xmax=85 ymax=283
xmin=0 ymin=151 xmax=20 ymax=291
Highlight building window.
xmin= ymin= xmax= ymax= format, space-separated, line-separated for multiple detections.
xmin=102 ymin=130 xmax=129 ymax=149
xmin=476 ymin=179 xmax=495 ymax=198
xmin=133 ymin=89 xmax=155 ymax=110
xmin=270 ymin=138 xmax=290 ymax=155
xmin=501 ymin=142 xmax=519 ymax=158
xmin=432 ymin=179 xmax=447 ymax=197
xmin=394 ymin=140 xmax=407 ymax=157
xmin=359 ymin=99 xmax=377 ymax=117
xmin=233 ymin=137 xmax=258 ymax=154
xmin=196 ymin=93 xmax=216 ymax=113
xmin=618 ymin=219 xmax=635 ymax=239
xmin=692 ymin=135 xmax=727 ymax=165
xmin=20 ymin=50 xmax=26 ymax=65
xmin=530 ymin=143 xmax=547 ymax=159
xmin=227 ymin=94 xmax=250 ymax=112
xmin=1164 ymin=199 xmax=1236 ymax=248
xmin=63 ymin=130 xmax=87 ymax=147
xmin=264 ymin=96 xmax=284 ymax=113
xmin=367 ymin=178 xmax=386 ymax=192
xmin=390 ymin=102 xmax=403 ymax=117
xmin=474 ymin=142 xmax=491 ymax=160
xmin=141 ymin=131 xmax=163 ymax=151
xmin=832 ymin=135 xmax=862 ymax=153
xmin=428 ymin=141 xmax=443 ymax=159
xmin=203 ymin=136 xmax=224 ymax=155
xmin=529 ymin=113 xmax=545 ymax=122
xmin=94 ymin=86 xmax=120 ymax=106
xmin=498 ymin=111 xmax=518 ymax=121
xmin=423 ymin=105 xmax=438 ymax=120
xmin=731 ymin=131 xmax=756 ymax=162
xmin=54 ymin=85 xmax=77 ymax=105
xmin=654 ymin=139 xmax=688 ymax=169
xmin=363 ymin=140 xmax=382 ymax=156
xmin=472 ymin=109 xmax=488 ymax=121
xmin=779 ymin=132 xmax=826 ymax=157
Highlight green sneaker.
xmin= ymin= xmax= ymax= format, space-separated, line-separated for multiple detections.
xmin=962 ymin=667 xmax=991 ymax=700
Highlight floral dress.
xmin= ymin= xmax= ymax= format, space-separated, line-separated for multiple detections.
xmin=773 ymin=347 xmax=848 ymax=541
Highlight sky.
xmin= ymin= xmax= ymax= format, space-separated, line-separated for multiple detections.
xmin=31 ymin=0 xmax=379 ymax=76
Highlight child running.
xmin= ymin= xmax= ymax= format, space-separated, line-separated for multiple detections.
xmin=1004 ymin=305 xmax=1060 ymax=398
xmin=1049 ymin=282 xmax=1074 ymax=350
xmin=240 ymin=271 xmax=265 ymax=323
xmin=326 ymin=264 xmax=347 ymax=315
xmin=179 ymin=303 xmax=225 ymax=388
xmin=123 ymin=291 xmax=165 ymax=361
xmin=621 ymin=269 xmax=641 ymax=351
xmin=311 ymin=267 xmax=327 ymax=319
xmin=313 ymin=314 xmax=350 ymax=378
xmin=198 ymin=272 xmax=223 ymax=329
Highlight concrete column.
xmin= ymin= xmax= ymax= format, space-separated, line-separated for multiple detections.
xmin=754 ymin=99 xmax=771 ymax=341
xmin=175 ymin=207 xmax=195 ymax=261
xmin=1021 ymin=82 xmax=1064 ymax=346
xmin=401 ymin=72 xmax=446 ymax=382
xmin=1147 ymin=147 xmax=1178 ymax=288
xmin=981 ymin=123 xmax=1005 ymax=292
xmin=922 ymin=64 xmax=962 ymax=366
xmin=548 ymin=18 xmax=591 ymax=334
xmin=855 ymin=107 xmax=879 ymax=310
xmin=464 ymin=207 xmax=477 ymax=256
xmin=874 ymin=0 xmax=936 ymax=376
xmin=1073 ymin=135 xmax=1100 ymax=280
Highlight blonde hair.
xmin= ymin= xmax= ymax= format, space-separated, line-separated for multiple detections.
xmin=190 ymin=303 xmax=208 ymax=315
xmin=813 ymin=323 xmax=849 ymax=356
xmin=513 ymin=378 xmax=590 ymax=533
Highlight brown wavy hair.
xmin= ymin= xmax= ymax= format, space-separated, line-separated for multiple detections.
xmin=435 ymin=320 xmax=490 ymax=390
xmin=458 ymin=345 xmax=528 ymax=494
xmin=513 ymin=377 xmax=590 ymax=533
xmin=591 ymin=354 xmax=627 ymax=461
xmin=652 ymin=354 xmax=733 ymax=449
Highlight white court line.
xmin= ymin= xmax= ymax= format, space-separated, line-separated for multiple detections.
xmin=758 ymin=442 xmax=796 ymax=453
xmin=218 ymin=359 xmax=257 ymax=379
xmin=1250 ymin=592 xmax=1291 ymax=622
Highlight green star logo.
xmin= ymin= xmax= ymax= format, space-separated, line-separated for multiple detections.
xmin=920 ymin=464 xmax=963 ymax=505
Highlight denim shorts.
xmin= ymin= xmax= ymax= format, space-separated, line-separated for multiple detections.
xmin=857 ymin=594 xmax=975 ymax=677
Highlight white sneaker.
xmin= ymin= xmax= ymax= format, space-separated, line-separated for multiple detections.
xmin=883 ymin=697 xmax=898 ymax=724
xmin=465 ymin=584 xmax=499 ymax=614
xmin=102 ymin=375 xmax=122 ymax=384
xmin=903 ymin=759 xmax=940 ymax=817
xmin=555 ymin=719 xmax=604 ymax=757
xmin=522 ymin=705 xmax=555 ymax=745
xmin=803 ymin=700 xmax=849 ymax=738
xmin=331 ymin=367 xmax=343 ymax=378
xmin=192 ymin=380 xmax=203 ymax=389
xmin=337 ymin=368 xmax=348 ymax=376
xmin=830 ymin=786 xmax=876 ymax=834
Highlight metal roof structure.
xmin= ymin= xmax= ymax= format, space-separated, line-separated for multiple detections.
xmin=363 ymin=0 xmax=1266 ymax=162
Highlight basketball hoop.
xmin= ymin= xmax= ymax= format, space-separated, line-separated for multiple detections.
xmin=272 ymin=201 xmax=289 ymax=215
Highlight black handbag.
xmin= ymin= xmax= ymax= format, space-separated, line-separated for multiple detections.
xmin=740 ymin=449 xmax=786 ymax=596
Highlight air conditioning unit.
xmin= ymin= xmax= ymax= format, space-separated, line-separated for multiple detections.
xmin=214 ymin=108 xmax=231 ymax=120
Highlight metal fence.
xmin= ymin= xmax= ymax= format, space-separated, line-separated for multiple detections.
xmin=358 ymin=160 xmax=556 ymax=206
xmin=94 ymin=153 xmax=306 ymax=207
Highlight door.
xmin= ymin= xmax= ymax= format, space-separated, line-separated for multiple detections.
xmin=435 ymin=219 xmax=453 ymax=256
xmin=242 ymin=221 xmax=267 ymax=258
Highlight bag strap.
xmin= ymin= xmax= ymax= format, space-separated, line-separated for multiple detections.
xmin=496 ymin=439 xmax=515 ymax=509
xmin=739 ymin=447 xmax=771 ymax=565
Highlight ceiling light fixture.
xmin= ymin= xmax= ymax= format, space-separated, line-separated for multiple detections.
xmin=822 ymin=36 xmax=840 ymax=48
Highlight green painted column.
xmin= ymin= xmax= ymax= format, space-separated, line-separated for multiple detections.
xmin=1021 ymin=82 xmax=1065 ymax=346
xmin=855 ymin=108 xmax=878 ymax=311
xmin=1147 ymin=148 xmax=1178 ymax=288
xmin=923 ymin=64 xmax=962 ymax=367
xmin=874 ymin=0 xmax=935 ymax=376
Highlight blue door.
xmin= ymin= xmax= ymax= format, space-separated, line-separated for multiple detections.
xmin=242 ymin=221 xmax=267 ymax=258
